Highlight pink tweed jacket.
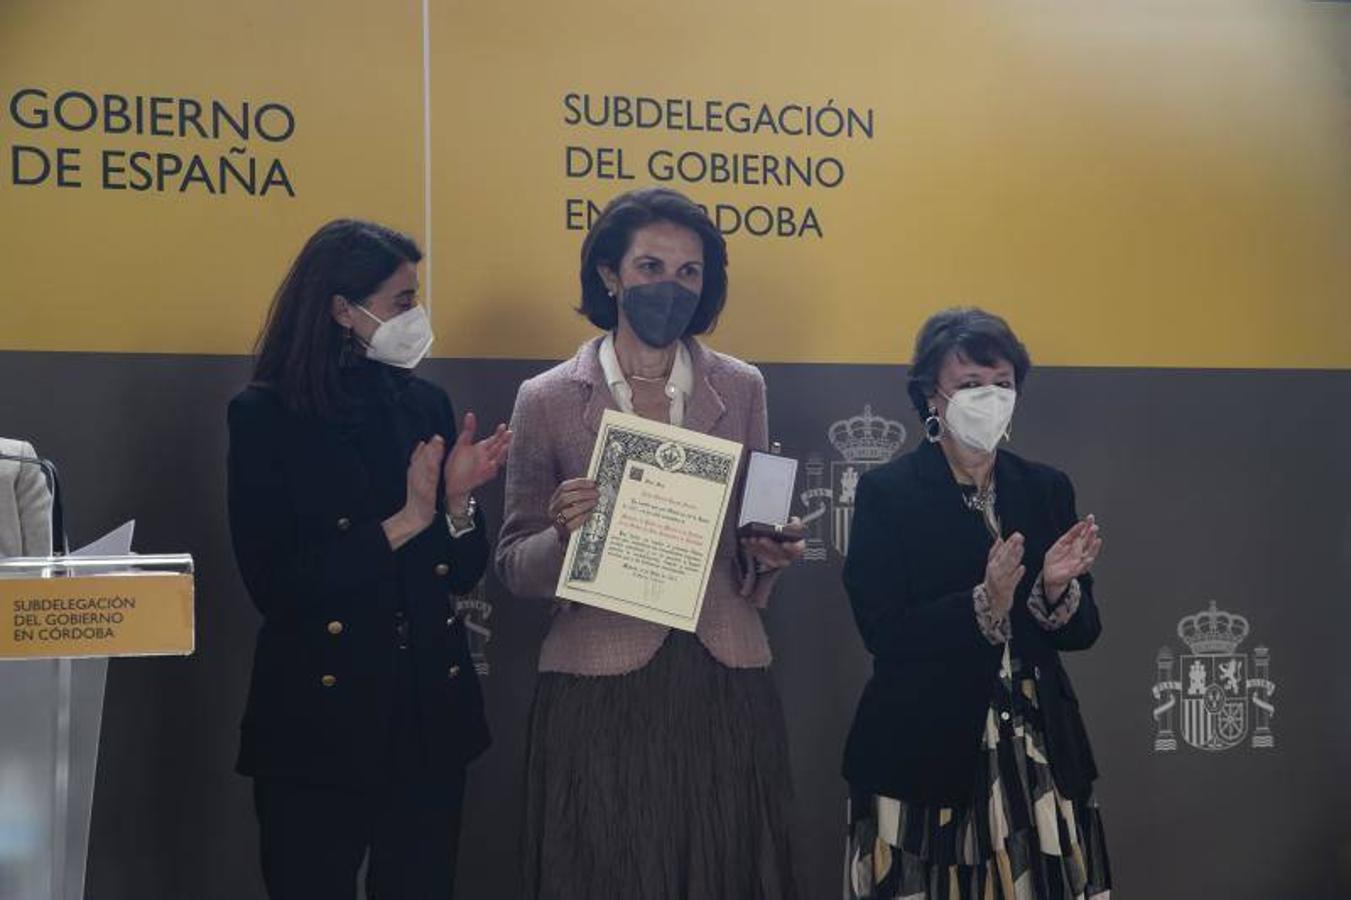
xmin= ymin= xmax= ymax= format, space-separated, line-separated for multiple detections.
xmin=494 ymin=336 xmax=783 ymax=675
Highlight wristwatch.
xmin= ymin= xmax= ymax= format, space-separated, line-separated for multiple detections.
xmin=447 ymin=495 xmax=477 ymax=536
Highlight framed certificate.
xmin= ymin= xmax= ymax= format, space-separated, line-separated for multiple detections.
xmin=556 ymin=409 xmax=744 ymax=631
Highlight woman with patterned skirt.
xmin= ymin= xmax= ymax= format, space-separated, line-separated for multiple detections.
xmin=841 ymin=308 xmax=1112 ymax=899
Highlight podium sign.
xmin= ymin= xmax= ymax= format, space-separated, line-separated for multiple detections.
xmin=0 ymin=571 xmax=194 ymax=659
xmin=0 ymin=553 xmax=193 ymax=900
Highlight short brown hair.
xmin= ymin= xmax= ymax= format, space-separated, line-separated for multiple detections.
xmin=577 ymin=187 xmax=728 ymax=334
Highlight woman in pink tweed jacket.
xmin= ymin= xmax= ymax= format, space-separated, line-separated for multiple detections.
xmin=496 ymin=188 xmax=803 ymax=900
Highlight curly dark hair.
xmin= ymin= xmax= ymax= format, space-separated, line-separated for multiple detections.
xmin=906 ymin=307 xmax=1032 ymax=420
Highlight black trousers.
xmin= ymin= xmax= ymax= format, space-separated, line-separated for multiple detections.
xmin=253 ymin=770 xmax=465 ymax=899
xmin=252 ymin=651 xmax=467 ymax=899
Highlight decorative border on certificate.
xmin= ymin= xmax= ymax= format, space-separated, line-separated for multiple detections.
xmin=556 ymin=409 xmax=743 ymax=631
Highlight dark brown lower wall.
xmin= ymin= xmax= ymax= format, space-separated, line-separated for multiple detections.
xmin=0 ymin=351 xmax=1346 ymax=899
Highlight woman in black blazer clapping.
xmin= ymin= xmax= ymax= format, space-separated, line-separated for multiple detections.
xmin=227 ymin=220 xmax=511 ymax=899
xmin=843 ymin=308 xmax=1110 ymax=900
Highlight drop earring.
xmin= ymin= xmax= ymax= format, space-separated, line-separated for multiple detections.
xmin=924 ymin=407 xmax=945 ymax=443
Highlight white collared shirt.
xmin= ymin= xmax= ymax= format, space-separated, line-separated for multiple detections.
xmin=598 ymin=333 xmax=694 ymax=427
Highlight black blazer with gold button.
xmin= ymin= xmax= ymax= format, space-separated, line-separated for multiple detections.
xmin=227 ymin=362 xmax=490 ymax=784
xmin=842 ymin=440 xmax=1101 ymax=806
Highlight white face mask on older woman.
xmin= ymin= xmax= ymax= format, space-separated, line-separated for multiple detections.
xmin=941 ymin=385 xmax=1016 ymax=454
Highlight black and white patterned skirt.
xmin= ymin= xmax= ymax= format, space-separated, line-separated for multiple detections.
xmin=846 ymin=649 xmax=1111 ymax=900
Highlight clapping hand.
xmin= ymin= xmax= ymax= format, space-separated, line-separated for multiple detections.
xmin=1042 ymin=515 xmax=1102 ymax=603
xmin=443 ymin=412 xmax=512 ymax=506
xmin=983 ymin=532 xmax=1026 ymax=619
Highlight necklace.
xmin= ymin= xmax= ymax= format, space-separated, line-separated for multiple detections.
xmin=961 ymin=482 xmax=996 ymax=514
xmin=958 ymin=474 xmax=1000 ymax=539
xmin=627 ymin=371 xmax=669 ymax=384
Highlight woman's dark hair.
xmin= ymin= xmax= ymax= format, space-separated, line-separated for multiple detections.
xmin=253 ymin=219 xmax=422 ymax=417
xmin=577 ymin=187 xmax=728 ymax=334
xmin=906 ymin=307 xmax=1032 ymax=421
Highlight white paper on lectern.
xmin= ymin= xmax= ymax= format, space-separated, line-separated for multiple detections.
xmin=737 ymin=452 xmax=798 ymax=527
xmin=72 ymin=520 xmax=135 ymax=557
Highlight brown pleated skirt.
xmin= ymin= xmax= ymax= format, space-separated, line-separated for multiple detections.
xmin=521 ymin=631 xmax=798 ymax=900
